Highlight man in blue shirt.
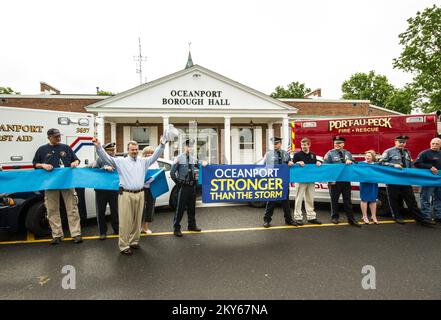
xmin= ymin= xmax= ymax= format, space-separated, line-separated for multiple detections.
xmin=93 ymin=132 xmax=169 ymax=255
xmin=380 ymin=135 xmax=433 ymax=227
xmin=414 ymin=137 xmax=441 ymax=225
xmin=32 ymin=128 xmax=83 ymax=245
xmin=324 ymin=136 xmax=361 ymax=228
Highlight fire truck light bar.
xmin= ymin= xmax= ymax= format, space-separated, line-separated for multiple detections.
xmin=302 ymin=122 xmax=317 ymax=128
xmin=406 ymin=117 xmax=424 ymax=123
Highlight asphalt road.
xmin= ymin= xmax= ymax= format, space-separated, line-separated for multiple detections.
xmin=1 ymin=203 xmax=441 ymax=300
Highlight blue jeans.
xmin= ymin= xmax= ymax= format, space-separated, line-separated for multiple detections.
xmin=420 ymin=186 xmax=441 ymax=220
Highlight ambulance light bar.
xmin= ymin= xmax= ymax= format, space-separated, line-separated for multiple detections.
xmin=58 ymin=117 xmax=89 ymax=126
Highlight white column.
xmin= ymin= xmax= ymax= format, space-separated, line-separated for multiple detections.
xmin=267 ymin=122 xmax=274 ymax=151
xmin=163 ymin=116 xmax=170 ymax=160
xmin=96 ymin=116 xmax=105 ymax=144
xmin=282 ymin=116 xmax=289 ymax=151
xmin=224 ymin=117 xmax=231 ymax=164
xmin=110 ymin=122 xmax=116 ymax=146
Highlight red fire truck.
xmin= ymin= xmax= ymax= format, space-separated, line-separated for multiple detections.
xmin=290 ymin=112 xmax=441 ymax=215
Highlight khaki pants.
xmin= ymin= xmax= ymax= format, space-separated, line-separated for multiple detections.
xmin=293 ymin=183 xmax=317 ymax=221
xmin=118 ymin=191 xmax=145 ymax=252
xmin=44 ymin=189 xmax=81 ymax=239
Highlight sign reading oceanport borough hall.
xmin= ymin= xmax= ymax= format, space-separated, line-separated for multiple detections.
xmin=162 ymin=89 xmax=231 ymax=106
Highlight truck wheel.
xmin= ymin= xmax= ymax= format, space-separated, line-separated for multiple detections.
xmin=377 ymin=190 xmax=391 ymax=217
xmin=25 ymin=202 xmax=51 ymax=237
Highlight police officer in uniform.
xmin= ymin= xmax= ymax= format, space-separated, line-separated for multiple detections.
xmin=380 ymin=135 xmax=432 ymax=227
xmin=324 ymin=136 xmax=361 ymax=227
xmin=171 ymin=139 xmax=207 ymax=237
xmin=263 ymin=137 xmax=297 ymax=228
xmin=92 ymin=142 xmax=119 ymax=240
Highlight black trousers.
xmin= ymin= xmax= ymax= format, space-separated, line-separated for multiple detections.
xmin=329 ymin=182 xmax=354 ymax=220
xmin=264 ymin=190 xmax=293 ymax=223
xmin=173 ymin=184 xmax=197 ymax=230
xmin=386 ymin=185 xmax=424 ymax=221
xmin=95 ymin=189 xmax=119 ymax=235
xmin=143 ymin=188 xmax=156 ymax=223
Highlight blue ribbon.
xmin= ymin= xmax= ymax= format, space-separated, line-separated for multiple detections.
xmin=289 ymin=162 xmax=441 ymax=186
xmin=0 ymin=168 xmax=169 ymax=197
xmin=198 ymin=162 xmax=441 ymax=186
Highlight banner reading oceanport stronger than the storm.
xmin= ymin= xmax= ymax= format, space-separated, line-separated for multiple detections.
xmin=201 ymin=165 xmax=289 ymax=203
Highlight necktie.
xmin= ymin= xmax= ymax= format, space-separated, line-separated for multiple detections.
xmin=338 ymin=151 xmax=345 ymax=163
xmin=187 ymin=154 xmax=194 ymax=180
xmin=277 ymin=150 xmax=282 ymax=164
xmin=399 ymin=149 xmax=407 ymax=168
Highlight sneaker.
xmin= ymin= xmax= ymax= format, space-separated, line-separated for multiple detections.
xmin=420 ymin=219 xmax=436 ymax=227
xmin=307 ymin=219 xmax=322 ymax=225
xmin=50 ymin=237 xmax=62 ymax=245
xmin=73 ymin=236 xmax=83 ymax=244
xmin=121 ymin=248 xmax=133 ymax=256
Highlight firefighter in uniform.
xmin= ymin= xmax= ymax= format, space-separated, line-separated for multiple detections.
xmin=380 ymin=135 xmax=433 ymax=227
xmin=170 ymin=139 xmax=207 ymax=237
xmin=324 ymin=136 xmax=361 ymax=227
xmin=92 ymin=142 xmax=119 ymax=240
xmin=263 ymin=137 xmax=297 ymax=228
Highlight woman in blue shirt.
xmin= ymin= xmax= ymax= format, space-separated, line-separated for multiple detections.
xmin=360 ymin=150 xmax=379 ymax=225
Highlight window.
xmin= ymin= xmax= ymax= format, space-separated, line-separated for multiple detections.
xmin=239 ymin=128 xmax=254 ymax=150
xmin=132 ymin=127 xmax=150 ymax=150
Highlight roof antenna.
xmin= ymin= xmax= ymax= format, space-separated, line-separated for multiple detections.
xmin=134 ymin=37 xmax=147 ymax=84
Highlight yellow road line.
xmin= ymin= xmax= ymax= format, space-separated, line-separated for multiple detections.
xmin=0 ymin=219 xmax=417 ymax=246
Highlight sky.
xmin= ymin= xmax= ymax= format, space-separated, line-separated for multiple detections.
xmin=1 ymin=0 xmax=439 ymax=98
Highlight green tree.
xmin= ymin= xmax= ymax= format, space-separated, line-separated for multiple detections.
xmin=97 ymin=90 xmax=115 ymax=96
xmin=385 ymin=86 xmax=415 ymax=114
xmin=393 ymin=4 xmax=441 ymax=112
xmin=0 ymin=87 xmax=20 ymax=94
xmin=341 ymin=71 xmax=395 ymax=108
xmin=270 ymin=81 xmax=311 ymax=98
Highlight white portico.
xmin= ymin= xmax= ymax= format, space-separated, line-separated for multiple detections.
xmin=86 ymin=64 xmax=297 ymax=164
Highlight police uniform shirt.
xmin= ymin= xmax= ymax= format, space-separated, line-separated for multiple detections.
xmin=33 ymin=143 xmax=79 ymax=168
xmin=380 ymin=147 xmax=412 ymax=168
xmin=264 ymin=149 xmax=291 ymax=165
xmin=293 ymin=151 xmax=319 ymax=164
xmin=414 ymin=149 xmax=441 ymax=170
xmin=324 ymin=149 xmax=354 ymax=164
xmin=171 ymin=153 xmax=200 ymax=183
